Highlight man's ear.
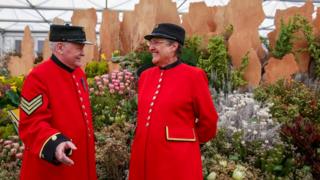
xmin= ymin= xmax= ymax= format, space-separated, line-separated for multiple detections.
xmin=57 ymin=42 xmax=64 ymax=55
xmin=171 ymin=42 xmax=179 ymax=51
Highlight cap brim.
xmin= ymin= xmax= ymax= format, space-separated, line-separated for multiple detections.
xmin=144 ymin=33 xmax=177 ymax=42
xmin=71 ymin=40 xmax=94 ymax=45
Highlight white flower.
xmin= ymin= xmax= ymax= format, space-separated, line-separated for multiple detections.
xmin=232 ymin=168 xmax=245 ymax=180
xmin=253 ymin=130 xmax=258 ymax=135
xmin=207 ymin=172 xmax=217 ymax=180
xmin=219 ymin=160 xmax=228 ymax=167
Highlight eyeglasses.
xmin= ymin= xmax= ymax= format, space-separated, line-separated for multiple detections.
xmin=146 ymin=39 xmax=170 ymax=47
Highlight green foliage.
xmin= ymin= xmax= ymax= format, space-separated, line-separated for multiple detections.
xmin=297 ymin=15 xmax=320 ymax=78
xmin=272 ymin=15 xmax=304 ymax=59
xmin=281 ymin=116 xmax=320 ymax=179
xmin=95 ymin=122 xmax=132 ymax=179
xmin=271 ymin=14 xmax=320 ymax=78
xmin=257 ymin=143 xmax=296 ymax=177
xmin=254 ymin=80 xmax=320 ymax=124
xmin=0 ymin=76 xmax=22 ymax=138
xmin=254 ymin=79 xmax=320 ymax=179
xmin=0 ymin=124 xmax=15 ymax=139
xmin=85 ymin=61 xmax=108 ymax=78
xmin=181 ymin=36 xmax=203 ymax=66
xmin=198 ymin=35 xmax=230 ymax=93
xmin=90 ymin=70 xmax=137 ymax=130
xmin=197 ymin=35 xmax=248 ymax=93
xmin=231 ymin=52 xmax=249 ymax=90
xmin=203 ymin=128 xmax=307 ymax=178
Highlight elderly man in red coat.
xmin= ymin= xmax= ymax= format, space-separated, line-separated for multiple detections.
xmin=19 ymin=24 xmax=96 ymax=180
xmin=129 ymin=23 xmax=219 ymax=180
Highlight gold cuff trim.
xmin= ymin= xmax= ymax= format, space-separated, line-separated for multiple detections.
xmin=165 ymin=126 xmax=196 ymax=142
xmin=39 ymin=132 xmax=61 ymax=158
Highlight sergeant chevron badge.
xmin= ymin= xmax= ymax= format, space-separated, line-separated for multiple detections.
xmin=20 ymin=95 xmax=43 ymax=115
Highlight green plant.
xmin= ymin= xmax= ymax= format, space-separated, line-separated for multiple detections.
xmin=272 ymin=15 xmax=304 ymax=59
xmin=253 ymin=80 xmax=318 ymax=123
xmin=0 ymin=76 xmax=23 ymax=138
xmin=95 ymin=122 xmax=133 ymax=179
xmin=271 ymin=14 xmax=320 ymax=78
xmin=181 ymin=36 xmax=203 ymax=66
xmin=281 ymin=116 xmax=320 ymax=179
xmin=90 ymin=70 xmax=137 ymax=129
xmin=198 ymin=35 xmax=230 ymax=93
xmin=0 ymin=136 xmax=23 ymax=180
xmin=231 ymin=52 xmax=249 ymax=90
xmin=85 ymin=60 xmax=108 ymax=78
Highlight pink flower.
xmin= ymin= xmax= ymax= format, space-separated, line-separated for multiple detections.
xmin=108 ymin=84 xmax=115 ymax=89
xmin=16 ymin=152 xmax=23 ymax=159
xmin=101 ymin=74 xmax=109 ymax=79
xmin=89 ymin=88 xmax=94 ymax=93
xmin=110 ymin=89 xmax=115 ymax=94
xmin=103 ymin=78 xmax=109 ymax=85
xmin=94 ymin=76 xmax=100 ymax=81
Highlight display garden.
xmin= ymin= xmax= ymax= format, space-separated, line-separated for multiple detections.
xmin=0 ymin=15 xmax=320 ymax=180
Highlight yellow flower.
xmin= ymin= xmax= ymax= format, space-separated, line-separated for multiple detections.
xmin=11 ymin=85 xmax=17 ymax=92
xmin=112 ymin=50 xmax=120 ymax=57
xmin=101 ymin=53 xmax=106 ymax=60
xmin=0 ymin=76 xmax=5 ymax=82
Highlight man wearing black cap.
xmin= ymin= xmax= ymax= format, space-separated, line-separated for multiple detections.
xmin=129 ymin=23 xmax=218 ymax=180
xmin=19 ymin=24 xmax=96 ymax=180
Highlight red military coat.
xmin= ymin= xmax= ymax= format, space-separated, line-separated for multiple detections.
xmin=19 ymin=55 xmax=96 ymax=180
xmin=129 ymin=62 xmax=218 ymax=180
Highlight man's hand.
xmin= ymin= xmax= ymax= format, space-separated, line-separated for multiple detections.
xmin=55 ymin=141 xmax=77 ymax=166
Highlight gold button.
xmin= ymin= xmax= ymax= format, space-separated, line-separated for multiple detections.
xmin=152 ymin=96 xmax=156 ymax=100
xmin=76 ymin=83 xmax=79 ymax=87
xmin=51 ymin=135 xmax=57 ymax=141
xmin=147 ymin=115 xmax=151 ymax=120
xmin=84 ymin=112 xmax=88 ymax=116
xmin=82 ymin=105 xmax=85 ymax=109
xmin=73 ymin=75 xmax=76 ymax=79
xmin=160 ymin=72 xmax=164 ymax=76
xmin=78 ymin=90 xmax=81 ymax=94
xmin=80 ymin=97 xmax=83 ymax=102
xmin=155 ymin=90 xmax=159 ymax=94
xmin=157 ymin=84 xmax=161 ymax=89
xmin=146 ymin=122 xmax=149 ymax=127
xmin=150 ymin=102 xmax=154 ymax=107
xmin=159 ymin=78 xmax=162 ymax=83
xmin=148 ymin=109 xmax=152 ymax=114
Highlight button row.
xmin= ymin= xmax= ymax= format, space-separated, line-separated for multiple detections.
xmin=146 ymin=70 xmax=164 ymax=127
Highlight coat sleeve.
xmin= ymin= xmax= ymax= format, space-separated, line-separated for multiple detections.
xmin=193 ymin=69 xmax=218 ymax=143
xmin=19 ymin=72 xmax=69 ymax=165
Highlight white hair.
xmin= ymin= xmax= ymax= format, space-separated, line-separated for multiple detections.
xmin=50 ymin=42 xmax=66 ymax=52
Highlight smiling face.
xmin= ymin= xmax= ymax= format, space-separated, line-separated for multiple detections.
xmin=147 ymin=38 xmax=179 ymax=67
xmin=55 ymin=42 xmax=85 ymax=69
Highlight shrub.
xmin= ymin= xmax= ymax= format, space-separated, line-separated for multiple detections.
xmin=89 ymin=70 xmax=137 ymax=129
